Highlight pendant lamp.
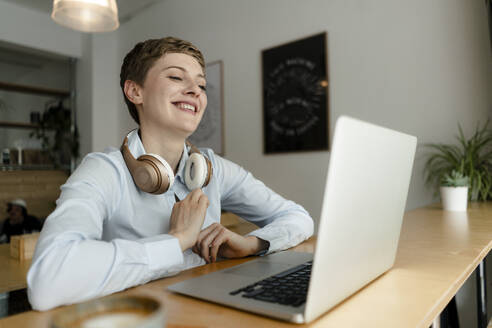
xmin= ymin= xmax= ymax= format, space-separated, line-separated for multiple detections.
xmin=51 ymin=0 xmax=119 ymax=33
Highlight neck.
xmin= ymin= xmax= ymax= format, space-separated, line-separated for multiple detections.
xmin=138 ymin=125 xmax=185 ymax=174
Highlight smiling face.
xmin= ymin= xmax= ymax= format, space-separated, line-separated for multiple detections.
xmin=129 ymin=53 xmax=207 ymax=139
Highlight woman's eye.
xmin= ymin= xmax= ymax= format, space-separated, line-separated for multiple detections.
xmin=199 ymin=85 xmax=207 ymax=91
xmin=169 ymin=76 xmax=182 ymax=81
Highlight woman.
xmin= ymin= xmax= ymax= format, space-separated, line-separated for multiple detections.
xmin=27 ymin=37 xmax=313 ymax=311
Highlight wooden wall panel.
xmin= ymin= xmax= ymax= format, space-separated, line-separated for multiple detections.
xmin=0 ymin=170 xmax=68 ymax=220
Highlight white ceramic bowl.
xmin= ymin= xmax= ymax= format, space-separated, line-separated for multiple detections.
xmin=50 ymin=295 xmax=165 ymax=328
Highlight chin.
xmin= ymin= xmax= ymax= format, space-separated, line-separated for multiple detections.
xmin=178 ymin=127 xmax=199 ymax=139
xmin=182 ymin=123 xmax=201 ymax=135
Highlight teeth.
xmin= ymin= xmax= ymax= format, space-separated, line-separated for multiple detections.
xmin=177 ymin=103 xmax=196 ymax=112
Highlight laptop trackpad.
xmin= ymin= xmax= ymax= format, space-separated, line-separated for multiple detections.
xmin=223 ymin=261 xmax=292 ymax=277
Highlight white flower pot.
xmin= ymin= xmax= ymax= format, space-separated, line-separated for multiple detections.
xmin=440 ymin=186 xmax=468 ymax=211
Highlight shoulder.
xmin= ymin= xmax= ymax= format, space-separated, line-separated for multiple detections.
xmin=67 ymin=147 xmax=127 ymax=187
xmin=59 ymin=147 xmax=128 ymax=211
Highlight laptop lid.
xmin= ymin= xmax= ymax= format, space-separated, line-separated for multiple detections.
xmin=167 ymin=116 xmax=417 ymax=323
xmin=304 ymin=116 xmax=417 ymax=322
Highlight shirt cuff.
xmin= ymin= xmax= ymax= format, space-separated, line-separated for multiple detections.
xmin=247 ymin=226 xmax=306 ymax=255
xmin=139 ymin=234 xmax=184 ymax=273
xmin=252 ymin=237 xmax=270 ymax=256
xmin=247 ymin=228 xmax=282 ymax=255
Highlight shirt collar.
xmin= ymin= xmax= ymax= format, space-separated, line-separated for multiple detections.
xmin=127 ymin=129 xmax=189 ymax=185
xmin=175 ymin=144 xmax=189 ymax=184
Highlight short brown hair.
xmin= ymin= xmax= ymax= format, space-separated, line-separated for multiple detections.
xmin=120 ymin=37 xmax=205 ymax=124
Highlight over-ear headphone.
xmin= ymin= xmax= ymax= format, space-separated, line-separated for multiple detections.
xmin=121 ymin=132 xmax=212 ymax=194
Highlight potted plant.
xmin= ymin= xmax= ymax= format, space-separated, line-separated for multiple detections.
xmin=30 ymin=101 xmax=79 ymax=169
xmin=424 ymin=121 xmax=492 ymax=205
xmin=440 ymin=170 xmax=470 ymax=211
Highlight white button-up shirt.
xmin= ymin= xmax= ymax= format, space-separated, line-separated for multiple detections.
xmin=27 ymin=130 xmax=314 ymax=310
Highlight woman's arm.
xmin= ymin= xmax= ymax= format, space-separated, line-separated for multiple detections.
xmin=213 ymin=153 xmax=314 ymax=254
xmin=27 ymin=153 xmax=184 ymax=311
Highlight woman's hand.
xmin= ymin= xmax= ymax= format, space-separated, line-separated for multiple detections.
xmin=192 ymin=223 xmax=268 ymax=263
xmin=168 ymin=189 xmax=210 ymax=251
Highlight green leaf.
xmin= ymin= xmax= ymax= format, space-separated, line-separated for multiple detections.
xmin=424 ymin=120 xmax=492 ymax=201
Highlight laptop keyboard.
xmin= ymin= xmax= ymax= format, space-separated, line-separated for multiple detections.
xmin=229 ymin=261 xmax=312 ymax=307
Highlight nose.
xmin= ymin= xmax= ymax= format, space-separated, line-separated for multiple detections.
xmin=184 ymin=80 xmax=202 ymax=97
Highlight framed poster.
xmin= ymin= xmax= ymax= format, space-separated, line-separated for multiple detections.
xmin=188 ymin=60 xmax=224 ymax=155
xmin=262 ymin=32 xmax=329 ymax=154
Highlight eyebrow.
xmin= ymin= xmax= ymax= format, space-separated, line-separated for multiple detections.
xmin=163 ymin=65 xmax=206 ymax=79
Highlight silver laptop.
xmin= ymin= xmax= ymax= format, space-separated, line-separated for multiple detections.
xmin=168 ymin=116 xmax=417 ymax=324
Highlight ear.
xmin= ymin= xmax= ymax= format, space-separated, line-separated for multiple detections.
xmin=124 ymin=80 xmax=143 ymax=105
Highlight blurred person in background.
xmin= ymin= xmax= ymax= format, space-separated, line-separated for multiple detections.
xmin=0 ymin=199 xmax=42 ymax=243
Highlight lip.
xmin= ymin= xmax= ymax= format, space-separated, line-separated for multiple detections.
xmin=172 ymin=100 xmax=199 ymax=114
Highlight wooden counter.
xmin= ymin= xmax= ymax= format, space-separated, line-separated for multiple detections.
xmin=0 ymin=202 xmax=491 ymax=327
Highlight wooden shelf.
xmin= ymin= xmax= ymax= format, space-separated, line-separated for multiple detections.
xmin=0 ymin=164 xmax=59 ymax=171
xmin=0 ymin=81 xmax=70 ymax=98
xmin=0 ymin=121 xmax=39 ymax=129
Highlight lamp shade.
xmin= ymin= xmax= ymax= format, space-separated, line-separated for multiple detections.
xmin=51 ymin=0 xmax=119 ymax=33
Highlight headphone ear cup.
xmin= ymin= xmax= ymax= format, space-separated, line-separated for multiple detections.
xmin=184 ymin=153 xmax=209 ymax=190
xmin=130 ymin=156 xmax=162 ymax=194
xmin=131 ymin=157 xmax=162 ymax=193
xmin=121 ymin=133 xmax=174 ymax=194
xmin=138 ymin=154 xmax=175 ymax=194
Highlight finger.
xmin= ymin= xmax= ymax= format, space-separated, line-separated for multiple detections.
xmin=171 ymin=200 xmax=181 ymax=210
xmin=188 ymin=188 xmax=204 ymax=204
xmin=180 ymin=188 xmax=198 ymax=205
xmin=194 ymin=227 xmax=211 ymax=260
xmin=192 ymin=244 xmax=200 ymax=255
xmin=197 ymin=223 xmax=218 ymax=240
xmin=209 ymin=229 xmax=228 ymax=262
xmin=200 ymin=227 xmax=222 ymax=263
xmin=197 ymin=193 xmax=209 ymax=211
xmin=194 ymin=223 xmax=216 ymax=255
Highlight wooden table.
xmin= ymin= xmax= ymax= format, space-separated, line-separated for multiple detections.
xmin=0 ymin=244 xmax=32 ymax=294
xmin=0 ymin=203 xmax=491 ymax=327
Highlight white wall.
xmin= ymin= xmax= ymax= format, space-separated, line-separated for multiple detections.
xmin=90 ymin=33 xmax=122 ymax=152
xmin=76 ymin=35 xmax=93 ymax=158
xmin=118 ymin=0 xmax=492 ymax=224
xmin=0 ymin=1 xmax=82 ymax=59
xmin=73 ymin=32 xmax=121 ymax=156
